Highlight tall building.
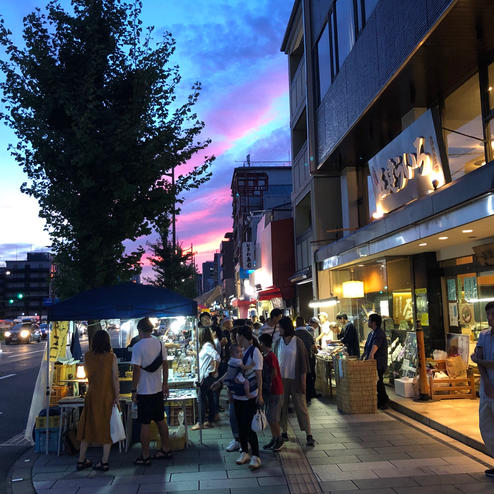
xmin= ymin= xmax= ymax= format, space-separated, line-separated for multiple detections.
xmin=201 ymin=260 xmax=217 ymax=294
xmin=1 ymin=252 xmax=53 ymax=318
xmin=283 ymin=0 xmax=493 ymax=352
xmin=220 ymin=232 xmax=235 ymax=306
xmin=231 ymin=165 xmax=292 ymax=316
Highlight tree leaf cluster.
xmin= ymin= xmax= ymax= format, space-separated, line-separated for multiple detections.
xmin=0 ymin=0 xmax=213 ymax=298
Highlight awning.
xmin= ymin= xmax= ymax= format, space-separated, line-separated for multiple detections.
xmin=231 ymin=298 xmax=256 ymax=307
xmin=194 ymin=285 xmax=222 ymax=308
xmin=257 ymin=286 xmax=283 ymax=301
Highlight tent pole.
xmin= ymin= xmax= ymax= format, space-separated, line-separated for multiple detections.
xmin=194 ymin=318 xmax=202 ymax=446
xmin=45 ymin=322 xmax=51 ymax=454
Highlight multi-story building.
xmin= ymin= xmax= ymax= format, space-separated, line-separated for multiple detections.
xmin=220 ymin=232 xmax=235 ymax=306
xmin=231 ymin=165 xmax=292 ymax=316
xmin=201 ymin=260 xmax=217 ymax=294
xmin=1 ymin=252 xmax=53 ymax=318
xmin=283 ymin=0 xmax=494 ymax=354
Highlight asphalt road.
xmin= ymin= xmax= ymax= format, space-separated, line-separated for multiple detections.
xmin=0 ymin=339 xmax=46 ymax=492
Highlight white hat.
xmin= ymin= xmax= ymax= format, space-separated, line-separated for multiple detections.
xmin=310 ymin=317 xmax=320 ymax=325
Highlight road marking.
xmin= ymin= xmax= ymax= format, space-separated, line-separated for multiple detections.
xmin=0 ymin=431 xmax=31 ymax=447
xmin=8 ymin=349 xmax=45 ymax=358
xmin=0 ymin=374 xmax=16 ymax=380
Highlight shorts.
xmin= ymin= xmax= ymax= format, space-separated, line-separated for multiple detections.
xmin=136 ymin=391 xmax=165 ymax=424
xmin=264 ymin=394 xmax=282 ymax=424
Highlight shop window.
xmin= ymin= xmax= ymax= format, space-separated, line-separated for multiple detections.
xmin=335 ymin=0 xmax=355 ymax=69
xmin=443 ymin=73 xmax=485 ymax=181
xmin=446 ymin=271 xmax=494 ymax=343
xmin=316 ymin=24 xmax=331 ymax=103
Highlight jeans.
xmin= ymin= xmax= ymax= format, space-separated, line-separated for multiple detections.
xmin=377 ymin=369 xmax=389 ymax=407
xmin=234 ymin=398 xmax=259 ymax=456
xmin=229 ymin=400 xmax=239 ymax=438
xmin=199 ymin=375 xmax=216 ymax=424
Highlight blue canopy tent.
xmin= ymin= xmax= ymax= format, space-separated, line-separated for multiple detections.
xmin=47 ymin=282 xmax=197 ymax=321
xmin=29 ymin=283 xmax=200 ymax=452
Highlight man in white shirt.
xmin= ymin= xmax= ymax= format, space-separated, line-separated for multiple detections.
xmin=259 ymin=308 xmax=283 ymax=344
xmin=315 ymin=312 xmax=334 ymax=348
xmin=131 ymin=317 xmax=171 ymax=464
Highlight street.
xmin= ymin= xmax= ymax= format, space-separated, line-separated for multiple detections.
xmin=0 ymin=341 xmax=45 ymax=492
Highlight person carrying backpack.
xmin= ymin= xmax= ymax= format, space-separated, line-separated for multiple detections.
xmin=259 ymin=333 xmax=284 ymax=451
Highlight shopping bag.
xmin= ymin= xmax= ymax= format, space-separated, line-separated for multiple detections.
xmin=110 ymin=404 xmax=126 ymax=443
xmin=251 ymin=408 xmax=267 ymax=432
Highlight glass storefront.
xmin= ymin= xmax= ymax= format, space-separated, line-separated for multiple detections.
xmin=443 ymin=73 xmax=486 ymax=181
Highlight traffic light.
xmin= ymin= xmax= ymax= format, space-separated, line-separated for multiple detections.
xmin=17 ymin=293 xmax=23 ymax=300
xmin=8 ymin=299 xmax=14 ymax=304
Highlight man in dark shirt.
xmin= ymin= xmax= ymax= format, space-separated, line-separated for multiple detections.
xmin=295 ymin=316 xmax=316 ymax=404
xmin=363 ymin=313 xmax=389 ymax=409
xmin=336 ymin=314 xmax=360 ymax=357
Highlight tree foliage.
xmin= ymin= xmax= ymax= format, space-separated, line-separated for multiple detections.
xmin=0 ymin=0 xmax=213 ymax=298
xmin=145 ymin=216 xmax=198 ymax=299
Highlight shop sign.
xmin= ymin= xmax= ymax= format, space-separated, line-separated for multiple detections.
xmin=369 ymin=110 xmax=445 ymax=215
xmin=241 ymin=242 xmax=255 ymax=270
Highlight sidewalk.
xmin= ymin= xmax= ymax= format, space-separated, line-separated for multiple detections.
xmin=8 ymin=396 xmax=494 ymax=494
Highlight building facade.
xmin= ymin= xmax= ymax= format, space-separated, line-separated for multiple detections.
xmin=220 ymin=232 xmax=235 ymax=306
xmin=283 ymin=0 xmax=494 ymax=358
xmin=231 ymin=165 xmax=292 ymax=316
xmin=0 ymin=252 xmax=53 ymax=319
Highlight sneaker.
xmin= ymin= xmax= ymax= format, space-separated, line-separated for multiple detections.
xmin=226 ymin=439 xmax=240 ymax=452
xmin=249 ymin=455 xmax=261 ymax=470
xmin=272 ymin=437 xmax=285 ymax=452
xmin=236 ymin=452 xmax=251 ymax=465
xmin=306 ymin=435 xmax=315 ymax=447
xmin=191 ymin=423 xmax=202 ymax=431
xmin=263 ymin=438 xmax=276 ymax=449
xmin=281 ymin=432 xmax=289 ymax=441
xmin=485 ymin=468 xmax=494 ymax=478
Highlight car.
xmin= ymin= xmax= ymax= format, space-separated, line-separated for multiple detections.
xmin=4 ymin=323 xmax=41 ymax=344
xmin=38 ymin=323 xmax=49 ymax=340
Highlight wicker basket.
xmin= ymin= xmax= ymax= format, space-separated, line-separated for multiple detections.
xmin=335 ymin=358 xmax=377 ymax=414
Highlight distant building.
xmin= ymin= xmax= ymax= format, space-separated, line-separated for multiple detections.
xmin=0 ymin=252 xmax=53 ymax=319
xmin=201 ymin=260 xmax=217 ymax=294
xmin=220 ymin=232 xmax=235 ymax=306
xmin=231 ymin=165 xmax=292 ymax=317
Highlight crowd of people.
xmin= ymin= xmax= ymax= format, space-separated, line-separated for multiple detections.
xmin=73 ymin=308 xmax=404 ymax=473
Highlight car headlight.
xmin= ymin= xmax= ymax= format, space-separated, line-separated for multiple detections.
xmin=4 ymin=331 xmax=11 ymax=337
xmin=20 ymin=329 xmax=30 ymax=338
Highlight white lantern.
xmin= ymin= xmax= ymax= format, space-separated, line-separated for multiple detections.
xmin=342 ymin=280 xmax=364 ymax=298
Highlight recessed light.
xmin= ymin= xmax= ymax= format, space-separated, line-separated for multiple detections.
xmin=419 ymin=243 xmax=427 ymax=247
xmin=462 ymin=229 xmax=473 ymax=233
xmin=358 ymin=264 xmax=365 ymax=267
xmin=438 ymin=236 xmax=448 ymax=240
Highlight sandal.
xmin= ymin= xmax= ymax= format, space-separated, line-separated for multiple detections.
xmin=134 ymin=456 xmax=151 ymax=466
xmin=93 ymin=461 xmax=109 ymax=471
xmin=76 ymin=458 xmax=92 ymax=471
xmin=151 ymin=448 xmax=173 ymax=460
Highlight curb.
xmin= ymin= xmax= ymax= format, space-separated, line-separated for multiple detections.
xmin=389 ymin=398 xmax=489 ymax=456
xmin=7 ymin=448 xmax=37 ymax=494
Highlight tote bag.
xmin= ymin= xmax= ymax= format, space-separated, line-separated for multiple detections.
xmin=110 ymin=404 xmax=126 ymax=443
xmin=251 ymin=408 xmax=268 ymax=432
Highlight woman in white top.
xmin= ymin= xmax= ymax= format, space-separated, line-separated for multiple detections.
xmin=192 ymin=327 xmax=219 ymax=430
xmin=274 ymin=317 xmax=314 ymax=447
xmin=233 ymin=326 xmax=264 ymax=470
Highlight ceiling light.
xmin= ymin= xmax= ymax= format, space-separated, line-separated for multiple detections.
xmin=462 ymin=229 xmax=473 ymax=233
xmin=419 ymin=243 xmax=427 ymax=247
xmin=438 ymin=236 xmax=448 ymax=240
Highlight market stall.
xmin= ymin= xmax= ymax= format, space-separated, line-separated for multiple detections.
xmin=26 ymin=282 xmax=199 ymax=454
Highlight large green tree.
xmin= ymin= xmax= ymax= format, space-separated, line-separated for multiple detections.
xmin=146 ymin=216 xmax=198 ymax=299
xmin=0 ymin=0 xmax=213 ymax=299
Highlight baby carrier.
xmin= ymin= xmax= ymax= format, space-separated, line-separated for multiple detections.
xmin=226 ymin=345 xmax=258 ymax=396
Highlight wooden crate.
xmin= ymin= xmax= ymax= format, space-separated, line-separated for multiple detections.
xmin=49 ymin=385 xmax=69 ymax=405
xmin=428 ymin=375 xmax=476 ymax=400
xmin=335 ymin=358 xmax=377 ymax=414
